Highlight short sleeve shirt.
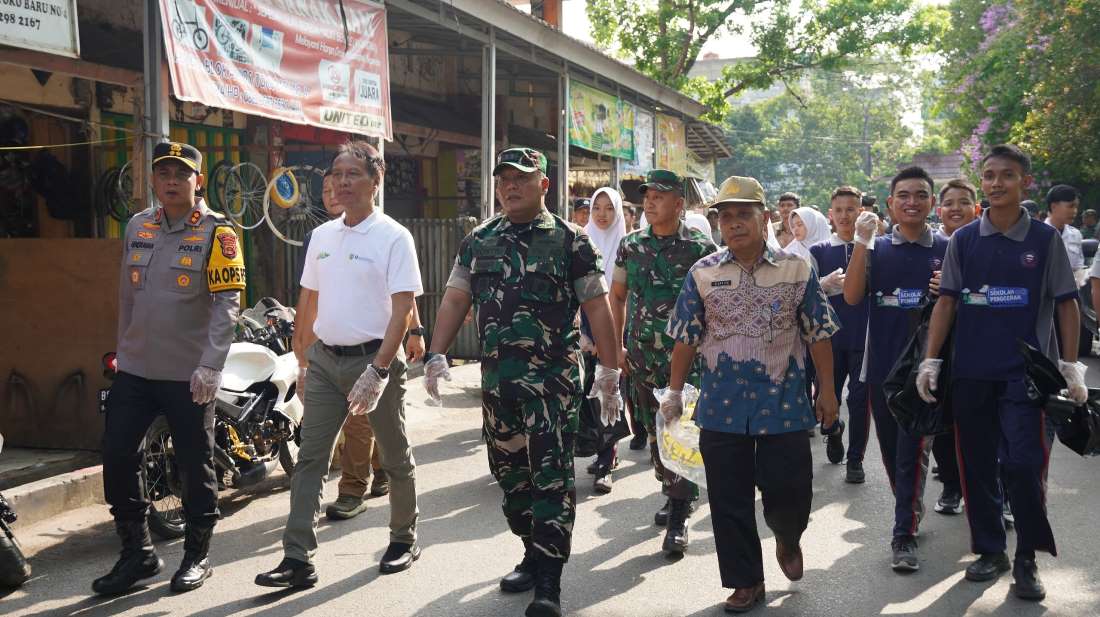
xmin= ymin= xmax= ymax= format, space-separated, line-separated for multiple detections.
xmin=301 ymin=211 xmax=423 ymax=345
xmin=666 ymin=246 xmax=839 ymax=435
xmin=446 ymin=208 xmax=606 ymax=401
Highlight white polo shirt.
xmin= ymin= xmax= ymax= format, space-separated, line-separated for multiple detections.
xmin=300 ymin=210 xmax=423 ymax=345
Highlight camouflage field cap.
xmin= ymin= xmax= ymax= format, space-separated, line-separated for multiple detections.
xmin=493 ymin=147 xmax=548 ymax=175
xmin=639 ymin=169 xmax=683 ymax=194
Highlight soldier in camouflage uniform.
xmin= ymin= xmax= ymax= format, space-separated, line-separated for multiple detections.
xmin=424 ymin=148 xmax=623 ymax=617
xmin=609 ymin=169 xmax=716 ymax=555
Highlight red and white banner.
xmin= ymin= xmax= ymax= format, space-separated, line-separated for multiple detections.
xmin=160 ymin=0 xmax=391 ymax=139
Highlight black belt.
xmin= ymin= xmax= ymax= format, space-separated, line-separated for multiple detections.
xmin=323 ymin=340 xmax=382 ymax=356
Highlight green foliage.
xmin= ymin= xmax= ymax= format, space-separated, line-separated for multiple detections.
xmin=715 ymin=73 xmax=915 ymax=208
xmin=586 ymin=0 xmax=948 ymax=122
xmin=936 ymin=0 xmax=1100 ymax=191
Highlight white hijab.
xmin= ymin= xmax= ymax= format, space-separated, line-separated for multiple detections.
xmin=785 ymin=206 xmax=831 ymax=263
xmin=685 ymin=212 xmax=711 ymax=238
xmin=584 ymin=187 xmax=627 ymax=286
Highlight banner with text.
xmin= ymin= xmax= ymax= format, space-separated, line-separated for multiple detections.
xmin=568 ymin=80 xmax=634 ymax=160
xmin=656 ymin=114 xmax=687 ymax=176
xmin=160 ymin=0 xmax=391 ymax=139
xmin=0 ymin=0 xmax=79 ymax=58
xmin=621 ymin=105 xmax=653 ymax=177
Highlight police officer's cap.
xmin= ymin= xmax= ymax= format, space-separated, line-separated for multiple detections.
xmin=639 ymin=169 xmax=683 ymax=194
xmin=573 ymin=198 xmax=591 ymax=211
xmin=152 ymin=141 xmax=202 ymax=173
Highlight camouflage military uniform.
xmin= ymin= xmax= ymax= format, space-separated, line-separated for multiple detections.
xmin=446 ymin=208 xmax=607 ymax=560
xmin=613 ymin=222 xmax=715 ymax=500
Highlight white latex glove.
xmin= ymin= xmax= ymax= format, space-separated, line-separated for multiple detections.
xmin=855 ymin=211 xmax=878 ymax=248
xmin=915 ymin=358 xmax=942 ymax=404
xmin=1059 ymin=360 xmax=1088 ymax=404
xmin=424 ymin=354 xmax=452 ymax=406
xmin=190 ymin=366 xmax=222 ymax=405
xmin=347 ymin=364 xmax=389 ymax=416
xmin=659 ymin=389 xmax=685 ymax=423
xmin=588 ymin=364 xmax=623 ymax=426
xmin=820 ymin=268 xmax=846 ymax=296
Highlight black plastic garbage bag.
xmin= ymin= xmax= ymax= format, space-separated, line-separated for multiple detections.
xmin=1019 ymin=339 xmax=1067 ymax=402
xmin=1044 ymin=393 xmax=1100 ymax=457
xmin=575 ymin=395 xmax=630 ymax=458
xmin=884 ymin=304 xmax=953 ymax=437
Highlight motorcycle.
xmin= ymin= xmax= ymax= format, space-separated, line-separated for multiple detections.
xmin=99 ymin=298 xmax=303 ymax=540
xmin=0 ymin=433 xmax=32 ymax=588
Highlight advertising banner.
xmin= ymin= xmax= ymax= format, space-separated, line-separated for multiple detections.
xmin=656 ymin=113 xmax=687 ymax=176
xmin=159 ymin=0 xmax=391 ymax=139
xmin=0 ymin=0 xmax=79 ymax=58
xmin=568 ymin=80 xmax=634 ymax=160
xmin=621 ymin=105 xmax=653 ymax=177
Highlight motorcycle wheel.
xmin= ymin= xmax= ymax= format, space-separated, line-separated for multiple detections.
xmin=0 ymin=519 xmax=31 ymax=588
xmin=144 ymin=417 xmax=187 ymax=540
xmin=278 ymin=426 xmax=300 ymax=478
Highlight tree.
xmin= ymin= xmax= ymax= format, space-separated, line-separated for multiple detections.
xmin=935 ymin=0 xmax=1100 ymax=190
xmin=716 ymin=72 xmax=915 ymax=208
xmin=586 ymin=0 xmax=948 ymax=121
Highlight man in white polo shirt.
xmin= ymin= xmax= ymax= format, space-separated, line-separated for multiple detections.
xmin=256 ymin=140 xmax=423 ymax=588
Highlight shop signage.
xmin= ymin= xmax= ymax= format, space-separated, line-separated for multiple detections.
xmin=0 ymin=0 xmax=80 ymax=58
xmin=568 ymin=80 xmax=634 ymax=160
xmin=160 ymin=0 xmax=391 ymax=139
xmin=621 ymin=105 xmax=653 ymax=177
xmin=656 ymin=113 xmax=687 ymax=176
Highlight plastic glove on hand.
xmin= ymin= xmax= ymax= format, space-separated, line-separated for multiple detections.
xmin=589 ymin=364 xmax=623 ymax=425
xmin=1059 ymin=360 xmax=1089 ymax=404
xmin=296 ymin=366 xmax=307 ymax=400
xmin=190 ymin=367 xmax=222 ymax=405
xmin=347 ymin=365 xmax=389 ymax=416
xmin=659 ymin=389 xmax=685 ymax=423
xmin=424 ymin=354 xmax=451 ymax=406
xmin=855 ymin=211 xmax=879 ymax=248
xmin=915 ymin=358 xmax=943 ymax=404
xmin=820 ymin=268 xmax=846 ymax=295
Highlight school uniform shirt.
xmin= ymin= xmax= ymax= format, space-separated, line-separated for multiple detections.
xmin=1056 ymin=222 xmax=1085 ymax=270
xmin=861 ymin=225 xmax=948 ymax=385
xmin=666 ymin=245 xmax=839 ymax=435
xmin=809 ymin=235 xmax=868 ymax=352
xmin=940 ymin=207 xmax=1078 ymax=380
xmin=300 ymin=210 xmax=423 ymax=346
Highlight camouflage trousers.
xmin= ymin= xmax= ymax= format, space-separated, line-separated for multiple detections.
xmin=628 ymin=365 xmax=700 ymax=502
xmin=483 ymin=389 xmax=577 ymax=561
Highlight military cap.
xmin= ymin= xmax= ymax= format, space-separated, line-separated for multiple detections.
xmin=493 ymin=147 xmax=548 ymax=175
xmin=573 ymin=198 xmax=591 ymax=211
xmin=638 ymin=169 xmax=683 ymax=194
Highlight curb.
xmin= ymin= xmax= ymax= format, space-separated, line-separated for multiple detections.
xmin=6 ymin=465 xmax=105 ymax=528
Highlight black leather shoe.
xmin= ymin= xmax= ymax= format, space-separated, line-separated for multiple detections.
xmin=379 ymin=542 xmax=421 ymax=574
xmin=92 ymin=521 xmax=164 ymax=596
xmin=845 ymin=460 xmax=866 ymax=484
xmin=824 ymin=419 xmax=846 ymax=464
xmin=964 ymin=552 xmax=1010 ymax=582
xmin=1011 ymin=558 xmax=1045 ymax=601
xmin=525 ymin=556 xmax=563 ymax=617
xmin=501 ymin=539 xmax=539 ymax=593
xmin=629 ymin=433 xmax=647 ymax=451
xmin=170 ymin=524 xmax=214 ymax=592
xmin=662 ymin=499 xmax=690 ymax=554
xmin=254 ymin=558 xmax=318 ymax=588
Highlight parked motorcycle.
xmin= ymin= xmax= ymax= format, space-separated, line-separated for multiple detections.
xmin=0 ymin=433 xmax=32 ymax=588
xmin=99 ymin=298 xmax=303 ymax=540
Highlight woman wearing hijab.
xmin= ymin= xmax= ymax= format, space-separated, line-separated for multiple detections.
xmin=785 ymin=206 xmax=832 ymax=264
xmin=582 ymin=187 xmax=628 ymax=493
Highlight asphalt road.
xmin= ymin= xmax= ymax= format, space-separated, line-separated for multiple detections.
xmin=4 ymin=362 xmax=1100 ymax=617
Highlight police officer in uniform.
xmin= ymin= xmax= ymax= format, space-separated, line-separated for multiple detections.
xmin=93 ymin=142 xmax=245 ymax=595
xmin=424 ymin=148 xmax=623 ymax=617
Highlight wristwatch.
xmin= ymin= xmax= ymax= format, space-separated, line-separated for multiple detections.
xmin=372 ymin=365 xmax=390 ymax=379
xmin=408 ymin=326 xmax=426 ymax=337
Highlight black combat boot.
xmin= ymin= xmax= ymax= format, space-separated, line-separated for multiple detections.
xmin=170 ymin=523 xmax=214 ymax=592
xmin=92 ymin=520 xmax=164 ymax=595
xmin=662 ymin=499 xmax=690 ymax=554
xmin=501 ymin=537 xmax=539 ymax=593
xmin=525 ymin=555 xmax=563 ymax=617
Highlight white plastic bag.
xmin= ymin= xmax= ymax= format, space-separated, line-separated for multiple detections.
xmin=653 ymin=384 xmax=707 ymax=489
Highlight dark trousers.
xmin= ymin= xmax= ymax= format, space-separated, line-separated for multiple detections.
xmin=869 ymin=384 xmax=931 ymax=539
xmin=833 ymin=347 xmax=870 ymax=463
xmin=584 ymin=353 xmax=618 ymax=470
xmin=102 ymin=371 xmax=219 ymax=527
xmin=951 ymin=379 xmax=1056 ymax=556
xmin=700 ymin=429 xmax=812 ymax=589
xmin=932 ymin=430 xmax=961 ymax=495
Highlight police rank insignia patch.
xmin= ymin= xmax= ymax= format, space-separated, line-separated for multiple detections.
xmin=177 ymin=274 xmax=191 ymax=287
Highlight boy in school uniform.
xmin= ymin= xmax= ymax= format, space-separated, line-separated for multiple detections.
xmin=843 ymin=167 xmax=948 ymax=572
xmin=919 ymin=144 xmax=1087 ymax=601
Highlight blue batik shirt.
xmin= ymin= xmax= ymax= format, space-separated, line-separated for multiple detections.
xmin=666 ymin=245 xmax=840 ymax=435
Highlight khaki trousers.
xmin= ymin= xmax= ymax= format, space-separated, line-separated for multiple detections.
xmin=336 ymin=412 xmax=383 ymax=498
xmin=283 ymin=342 xmax=418 ymax=563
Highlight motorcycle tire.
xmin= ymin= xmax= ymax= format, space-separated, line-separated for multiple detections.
xmin=278 ymin=430 xmax=300 ymax=478
xmin=0 ymin=520 xmax=31 ymax=588
xmin=143 ymin=417 xmax=187 ymax=540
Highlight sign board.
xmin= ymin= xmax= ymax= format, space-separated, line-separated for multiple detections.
xmin=568 ymin=80 xmax=634 ymax=160
xmin=0 ymin=0 xmax=79 ymax=58
xmin=621 ymin=105 xmax=653 ymax=177
xmin=656 ymin=113 xmax=687 ymax=176
xmin=160 ymin=0 xmax=391 ymax=139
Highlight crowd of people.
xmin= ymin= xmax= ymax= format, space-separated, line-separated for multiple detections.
xmin=98 ymin=137 xmax=1088 ymax=617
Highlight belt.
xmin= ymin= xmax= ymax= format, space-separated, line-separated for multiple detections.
xmin=322 ymin=340 xmax=382 ymax=356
